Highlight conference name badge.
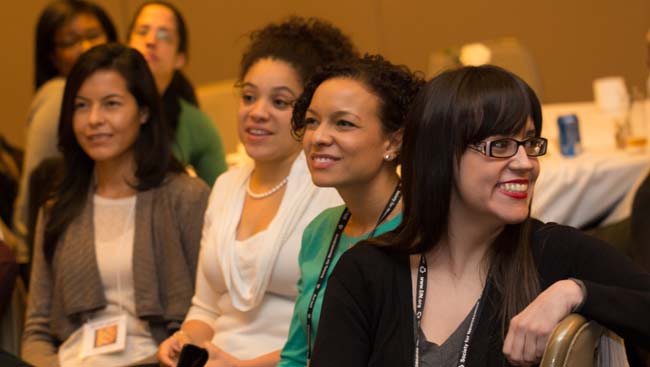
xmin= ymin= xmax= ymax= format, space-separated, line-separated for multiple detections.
xmin=80 ymin=314 xmax=127 ymax=358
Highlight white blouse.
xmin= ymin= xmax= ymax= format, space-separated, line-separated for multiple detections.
xmin=185 ymin=153 xmax=341 ymax=359
xmin=58 ymin=195 xmax=158 ymax=367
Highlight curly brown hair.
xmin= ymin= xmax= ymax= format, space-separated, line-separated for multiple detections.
xmin=291 ymin=54 xmax=425 ymax=154
xmin=239 ymin=16 xmax=358 ymax=85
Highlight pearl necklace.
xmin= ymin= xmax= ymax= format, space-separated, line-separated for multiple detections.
xmin=246 ymin=176 xmax=289 ymax=199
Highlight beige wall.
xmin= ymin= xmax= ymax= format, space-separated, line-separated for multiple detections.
xmin=2 ymin=0 xmax=649 ymax=149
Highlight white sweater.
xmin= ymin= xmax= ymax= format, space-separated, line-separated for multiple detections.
xmin=185 ymin=153 xmax=341 ymax=359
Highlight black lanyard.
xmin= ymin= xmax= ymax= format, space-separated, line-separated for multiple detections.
xmin=414 ymin=254 xmax=490 ymax=367
xmin=306 ymin=183 xmax=402 ymax=363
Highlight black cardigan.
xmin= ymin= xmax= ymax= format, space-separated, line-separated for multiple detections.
xmin=311 ymin=220 xmax=650 ymax=367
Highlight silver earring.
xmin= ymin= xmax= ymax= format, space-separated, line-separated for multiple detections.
xmin=384 ymin=153 xmax=392 ymax=161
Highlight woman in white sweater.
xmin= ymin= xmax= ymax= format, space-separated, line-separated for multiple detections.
xmin=157 ymin=17 xmax=358 ymax=367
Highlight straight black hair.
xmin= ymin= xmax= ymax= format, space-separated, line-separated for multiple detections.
xmin=384 ymin=65 xmax=542 ymax=335
xmin=35 ymin=0 xmax=117 ymax=89
xmin=43 ymin=43 xmax=183 ymax=263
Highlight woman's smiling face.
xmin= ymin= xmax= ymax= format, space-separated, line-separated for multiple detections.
xmin=73 ymin=69 xmax=146 ymax=166
xmin=451 ymin=118 xmax=541 ymax=226
xmin=302 ymin=77 xmax=398 ymax=190
xmin=237 ymin=58 xmax=303 ymax=164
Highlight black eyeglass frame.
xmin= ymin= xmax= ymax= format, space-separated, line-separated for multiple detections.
xmin=469 ymin=137 xmax=548 ymax=158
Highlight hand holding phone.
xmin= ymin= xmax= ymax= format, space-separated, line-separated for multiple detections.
xmin=176 ymin=344 xmax=208 ymax=367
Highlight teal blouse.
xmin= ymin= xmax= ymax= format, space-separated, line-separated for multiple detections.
xmin=279 ymin=205 xmax=402 ymax=366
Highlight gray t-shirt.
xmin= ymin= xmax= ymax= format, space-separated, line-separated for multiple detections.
xmin=417 ymin=309 xmax=473 ymax=367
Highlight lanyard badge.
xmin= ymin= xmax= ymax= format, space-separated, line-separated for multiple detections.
xmin=306 ymin=183 xmax=402 ymax=363
xmin=80 ymin=314 xmax=128 ymax=358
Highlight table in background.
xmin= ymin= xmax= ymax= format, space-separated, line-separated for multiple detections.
xmin=531 ymin=101 xmax=650 ymax=228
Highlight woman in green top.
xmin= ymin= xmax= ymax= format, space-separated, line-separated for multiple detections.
xmin=279 ymin=55 xmax=424 ymax=366
xmin=127 ymin=1 xmax=227 ymax=186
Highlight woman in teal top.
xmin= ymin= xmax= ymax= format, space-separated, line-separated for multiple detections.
xmin=280 ymin=55 xmax=424 ymax=366
xmin=127 ymin=1 xmax=227 ymax=186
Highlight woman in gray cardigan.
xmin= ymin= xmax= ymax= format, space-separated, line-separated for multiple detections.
xmin=21 ymin=44 xmax=209 ymax=367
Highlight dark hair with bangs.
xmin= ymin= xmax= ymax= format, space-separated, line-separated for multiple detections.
xmin=43 ymin=43 xmax=184 ymax=263
xmin=35 ymin=0 xmax=118 ymax=89
xmin=239 ymin=16 xmax=358 ymax=85
xmin=381 ymin=64 xmax=542 ymax=337
xmin=291 ymin=54 xmax=425 ymax=163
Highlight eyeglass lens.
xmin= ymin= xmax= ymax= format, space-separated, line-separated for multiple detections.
xmin=489 ymin=138 xmax=547 ymax=158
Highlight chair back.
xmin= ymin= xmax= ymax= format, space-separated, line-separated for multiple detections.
xmin=540 ymin=313 xmax=629 ymax=367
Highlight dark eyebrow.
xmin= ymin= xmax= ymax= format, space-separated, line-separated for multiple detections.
xmin=331 ymin=110 xmax=361 ymax=121
xmin=524 ymin=129 xmax=536 ymax=137
xmin=271 ymin=86 xmax=297 ymax=97
xmin=101 ymin=93 xmax=125 ymax=100
xmin=239 ymin=83 xmax=296 ymax=97
xmin=306 ymin=108 xmax=320 ymax=118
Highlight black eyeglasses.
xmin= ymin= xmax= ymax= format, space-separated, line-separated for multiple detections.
xmin=469 ymin=137 xmax=548 ymax=158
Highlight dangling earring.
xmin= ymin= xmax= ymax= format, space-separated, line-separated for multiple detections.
xmin=384 ymin=153 xmax=392 ymax=161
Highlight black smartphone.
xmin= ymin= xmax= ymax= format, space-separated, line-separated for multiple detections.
xmin=176 ymin=344 xmax=209 ymax=367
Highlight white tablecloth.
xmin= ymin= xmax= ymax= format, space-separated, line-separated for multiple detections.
xmin=531 ymin=101 xmax=650 ymax=228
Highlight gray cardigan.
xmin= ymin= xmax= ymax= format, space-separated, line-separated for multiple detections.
xmin=22 ymin=173 xmax=210 ymax=367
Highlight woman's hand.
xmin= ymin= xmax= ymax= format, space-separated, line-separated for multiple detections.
xmin=203 ymin=342 xmax=241 ymax=367
xmin=502 ymin=279 xmax=585 ymax=366
xmin=158 ymin=330 xmax=193 ymax=367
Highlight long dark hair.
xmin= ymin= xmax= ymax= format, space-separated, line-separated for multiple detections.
xmin=291 ymin=54 xmax=424 ymax=164
xmin=43 ymin=43 xmax=183 ymax=263
xmin=35 ymin=0 xmax=117 ymax=90
xmin=239 ymin=16 xmax=358 ymax=86
xmin=387 ymin=65 xmax=542 ymax=334
xmin=127 ymin=1 xmax=197 ymax=144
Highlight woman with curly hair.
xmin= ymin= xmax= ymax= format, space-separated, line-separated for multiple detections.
xmin=278 ymin=55 xmax=424 ymax=367
xmin=157 ymin=17 xmax=357 ymax=367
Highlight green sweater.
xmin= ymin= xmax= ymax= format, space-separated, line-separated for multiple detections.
xmin=279 ymin=205 xmax=402 ymax=367
xmin=172 ymin=99 xmax=227 ymax=186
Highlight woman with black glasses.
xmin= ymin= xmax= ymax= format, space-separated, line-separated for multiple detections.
xmin=311 ymin=65 xmax=650 ymax=366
